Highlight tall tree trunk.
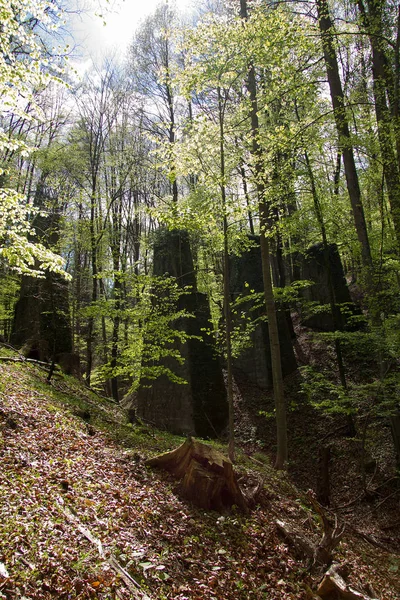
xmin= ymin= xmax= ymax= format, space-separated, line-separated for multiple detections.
xmin=316 ymin=0 xmax=373 ymax=267
xmin=292 ymin=92 xmax=350 ymax=392
xmin=303 ymin=148 xmax=356 ymax=437
xmin=110 ymin=264 xmax=122 ymax=403
xmin=165 ymin=37 xmax=178 ymax=204
xmin=357 ymin=0 xmax=400 ymax=246
xmin=86 ymin=190 xmax=98 ymax=387
xmin=394 ymin=4 xmax=400 ymax=169
xmin=108 ymin=183 xmax=124 ymax=403
xmin=390 ymin=415 xmax=400 ymax=468
xmin=240 ymin=161 xmax=255 ymax=234
xmin=235 ymin=137 xmax=255 ymax=234
xmin=240 ymin=0 xmax=287 ymax=469
xmin=218 ymin=87 xmax=235 ymax=462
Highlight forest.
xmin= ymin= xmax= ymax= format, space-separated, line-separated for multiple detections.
xmin=0 ymin=0 xmax=400 ymax=597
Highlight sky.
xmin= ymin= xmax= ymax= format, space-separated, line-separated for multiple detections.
xmin=69 ymin=0 xmax=194 ymax=63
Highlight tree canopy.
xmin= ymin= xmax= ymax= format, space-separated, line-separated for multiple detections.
xmin=1 ymin=0 xmax=400 ymax=471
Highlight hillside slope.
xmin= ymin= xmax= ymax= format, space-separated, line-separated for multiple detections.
xmin=0 ymin=359 xmax=399 ymax=599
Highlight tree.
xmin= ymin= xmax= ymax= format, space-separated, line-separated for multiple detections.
xmin=129 ymin=3 xmax=182 ymax=205
xmin=102 ymin=83 xmax=149 ymax=401
xmin=356 ymin=0 xmax=400 ymax=248
xmin=71 ymin=61 xmax=124 ymax=386
xmin=63 ymin=56 xmax=162 ymax=394
xmin=239 ymin=0 xmax=291 ymax=469
xmin=176 ymin=1 xmax=314 ymax=467
xmin=177 ymin=21 xmax=245 ymax=458
xmin=316 ymin=0 xmax=373 ymax=268
xmin=0 ymin=0 xmax=70 ymax=278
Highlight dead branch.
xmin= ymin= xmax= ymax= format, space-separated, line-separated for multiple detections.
xmin=108 ymin=556 xmax=148 ymax=594
xmin=320 ymin=423 xmax=351 ymax=442
xmin=334 ymin=492 xmax=365 ymax=510
xmin=323 ymin=505 xmax=394 ymax=553
xmin=373 ymin=488 xmax=400 ymax=511
xmin=347 ymin=527 xmax=393 ymax=552
xmin=0 ymin=341 xmax=25 ymax=358
xmin=57 ymin=498 xmax=151 ymax=600
xmin=276 ymin=491 xmax=346 ymax=573
xmin=307 ymin=490 xmax=345 ymax=568
xmin=372 ymin=476 xmax=400 ymax=493
xmin=61 ymin=504 xmax=105 ymax=558
xmin=247 ymin=455 xmax=267 ymax=467
xmin=0 ymin=356 xmax=51 ymax=368
xmin=381 ymin=518 xmax=400 ymax=531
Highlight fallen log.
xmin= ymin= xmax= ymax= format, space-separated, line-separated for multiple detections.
xmin=146 ymin=437 xmax=249 ymax=513
xmin=275 ymin=519 xmax=315 ymax=560
xmin=0 ymin=356 xmax=52 ymax=367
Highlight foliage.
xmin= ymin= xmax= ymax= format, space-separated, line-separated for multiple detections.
xmin=0 ymin=270 xmax=19 ymax=339
xmin=1 ymin=0 xmax=400 ymax=471
xmin=300 ymin=320 xmax=400 ymax=423
xmin=0 ymin=189 xmax=68 ymax=276
xmin=0 ymin=0 xmax=69 ymax=278
xmin=91 ymin=274 xmax=199 ymax=391
xmin=300 ymin=365 xmax=355 ymax=415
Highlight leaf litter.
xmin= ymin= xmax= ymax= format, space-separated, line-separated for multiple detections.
xmin=0 ymin=362 xmax=399 ymax=599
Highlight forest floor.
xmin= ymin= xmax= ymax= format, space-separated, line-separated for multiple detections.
xmin=0 ymin=342 xmax=399 ymax=599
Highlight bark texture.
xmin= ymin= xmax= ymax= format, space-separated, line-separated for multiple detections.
xmin=147 ymin=437 xmax=249 ymax=513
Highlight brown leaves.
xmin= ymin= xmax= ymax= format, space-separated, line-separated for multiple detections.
xmin=0 ymin=363 xmax=398 ymax=599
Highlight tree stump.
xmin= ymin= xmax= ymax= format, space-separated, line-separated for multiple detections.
xmin=146 ymin=437 xmax=249 ymax=513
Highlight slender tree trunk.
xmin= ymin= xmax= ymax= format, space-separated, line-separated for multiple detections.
xmin=86 ymin=190 xmax=98 ymax=387
xmin=223 ymin=225 xmax=235 ymax=462
xmin=240 ymin=0 xmax=287 ymax=469
xmin=390 ymin=415 xmax=400 ymax=468
xmin=108 ymin=183 xmax=123 ymax=403
xmin=259 ymin=219 xmax=288 ymax=469
xmin=333 ymin=152 xmax=341 ymax=198
xmin=110 ymin=266 xmax=121 ymax=403
xmin=303 ymin=147 xmax=356 ymax=438
xmin=218 ymin=87 xmax=235 ymax=462
xmin=356 ymin=0 xmax=400 ymax=455
xmin=394 ymin=4 xmax=400 ymax=169
xmin=165 ymin=38 xmax=178 ymax=204
xmin=316 ymin=0 xmax=372 ymax=267
xmin=240 ymin=162 xmax=255 ymax=234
